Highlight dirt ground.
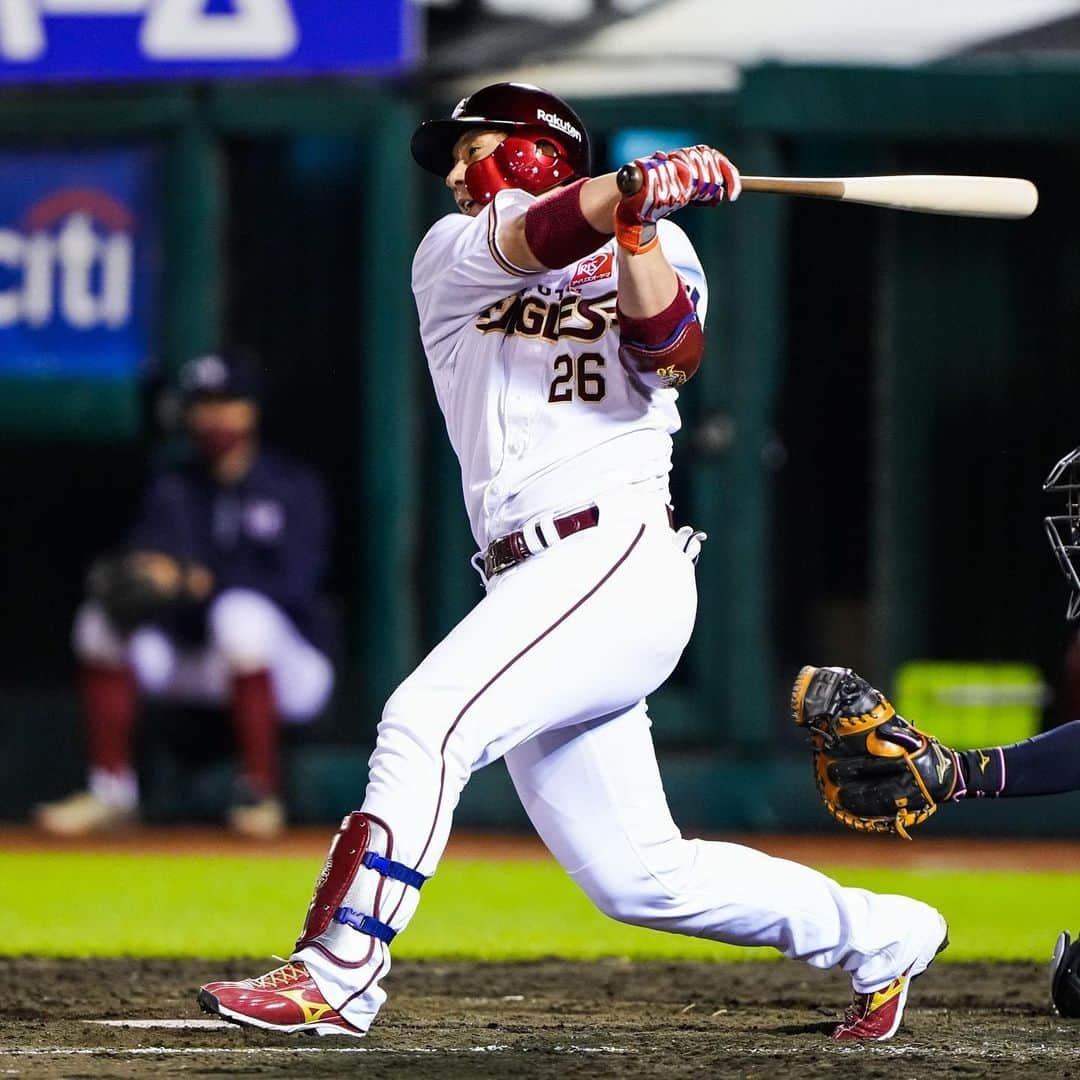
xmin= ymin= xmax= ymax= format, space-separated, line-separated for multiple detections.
xmin=0 ymin=956 xmax=1077 ymax=1079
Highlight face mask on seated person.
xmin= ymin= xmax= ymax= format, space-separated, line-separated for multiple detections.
xmin=195 ymin=426 xmax=248 ymax=461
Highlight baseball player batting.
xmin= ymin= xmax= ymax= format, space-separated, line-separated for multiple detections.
xmin=198 ymin=82 xmax=948 ymax=1042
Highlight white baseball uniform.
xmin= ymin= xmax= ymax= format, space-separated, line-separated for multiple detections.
xmin=295 ymin=187 xmax=943 ymax=1031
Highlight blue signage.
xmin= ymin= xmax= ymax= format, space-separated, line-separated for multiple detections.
xmin=0 ymin=148 xmax=158 ymax=380
xmin=0 ymin=1 xmax=415 ymax=84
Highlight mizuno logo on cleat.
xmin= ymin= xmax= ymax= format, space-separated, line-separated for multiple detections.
xmin=280 ymin=989 xmax=336 ymax=1024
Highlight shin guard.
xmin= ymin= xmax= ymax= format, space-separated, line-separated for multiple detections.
xmin=294 ymin=812 xmax=426 ymax=968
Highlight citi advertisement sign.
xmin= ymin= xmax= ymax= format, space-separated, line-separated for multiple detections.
xmin=0 ymin=0 xmax=414 ymax=83
xmin=0 ymin=150 xmax=156 ymax=379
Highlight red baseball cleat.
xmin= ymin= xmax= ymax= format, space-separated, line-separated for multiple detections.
xmin=832 ymin=971 xmax=912 ymax=1040
xmin=198 ymin=961 xmax=363 ymax=1037
xmin=833 ymin=916 xmax=949 ymax=1041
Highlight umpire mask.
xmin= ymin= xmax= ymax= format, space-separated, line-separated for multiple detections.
xmin=1044 ymin=445 xmax=1080 ymax=619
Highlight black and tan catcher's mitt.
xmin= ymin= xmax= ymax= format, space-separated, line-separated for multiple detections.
xmin=791 ymin=665 xmax=961 ymax=840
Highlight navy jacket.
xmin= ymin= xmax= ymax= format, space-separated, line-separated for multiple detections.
xmin=128 ymin=448 xmax=333 ymax=654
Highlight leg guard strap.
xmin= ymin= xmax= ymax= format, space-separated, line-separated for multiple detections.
xmin=334 ymin=907 xmax=397 ymax=943
xmin=362 ymin=851 xmax=427 ymax=890
xmin=295 ymin=811 xmax=425 ymax=966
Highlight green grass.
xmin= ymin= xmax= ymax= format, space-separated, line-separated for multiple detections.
xmin=0 ymin=851 xmax=1073 ymax=962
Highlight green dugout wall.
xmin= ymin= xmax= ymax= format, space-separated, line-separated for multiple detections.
xmin=3 ymin=62 xmax=1080 ymax=830
xmin=737 ymin=64 xmax=1080 ymax=701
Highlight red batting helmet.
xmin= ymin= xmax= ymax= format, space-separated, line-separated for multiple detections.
xmin=410 ymin=82 xmax=592 ymax=206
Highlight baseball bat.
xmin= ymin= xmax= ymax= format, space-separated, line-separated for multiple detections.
xmin=615 ymin=165 xmax=1039 ymax=219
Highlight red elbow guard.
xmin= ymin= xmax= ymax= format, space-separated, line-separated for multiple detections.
xmin=524 ymin=179 xmax=611 ymax=270
xmin=618 ymin=284 xmax=704 ymax=389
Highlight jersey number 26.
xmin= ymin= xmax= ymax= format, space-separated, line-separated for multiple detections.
xmin=548 ymin=352 xmax=606 ymax=404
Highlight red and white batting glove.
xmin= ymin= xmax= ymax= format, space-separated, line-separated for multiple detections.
xmin=667 ymin=145 xmax=741 ymax=205
xmin=614 ymin=152 xmax=691 ymax=255
xmin=614 ymin=146 xmax=741 ymax=255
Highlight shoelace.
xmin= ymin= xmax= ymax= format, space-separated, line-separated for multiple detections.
xmin=842 ymin=993 xmax=870 ymax=1022
xmin=249 ymin=962 xmax=306 ymax=990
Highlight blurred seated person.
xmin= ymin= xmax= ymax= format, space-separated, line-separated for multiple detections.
xmin=36 ymin=351 xmax=335 ymax=840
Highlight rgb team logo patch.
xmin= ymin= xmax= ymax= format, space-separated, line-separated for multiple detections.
xmin=570 ymin=252 xmax=613 ymax=289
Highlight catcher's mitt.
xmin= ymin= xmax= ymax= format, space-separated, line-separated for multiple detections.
xmin=86 ymin=551 xmax=183 ymax=633
xmin=1052 ymin=931 xmax=1080 ymax=1018
xmin=791 ymin=665 xmax=961 ymax=840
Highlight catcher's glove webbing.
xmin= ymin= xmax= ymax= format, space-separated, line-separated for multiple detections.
xmin=791 ymin=666 xmax=961 ymax=840
xmin=1052 ymin=931 xmax=1080 ymax=1018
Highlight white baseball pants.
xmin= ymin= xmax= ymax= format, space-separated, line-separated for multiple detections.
xmin=73 ymin=588 xmax=334 ymax=722
xmin=298 ymin=495 xmax=942 ymax=1030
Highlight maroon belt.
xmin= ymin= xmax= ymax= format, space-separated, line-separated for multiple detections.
xmin=483 ymin=505 xmax=600 ymax=579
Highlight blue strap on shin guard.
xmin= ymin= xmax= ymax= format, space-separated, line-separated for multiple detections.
xmin=331 ymin=852 xmax=427 ymax=944
xmin=362 ymin=851 xmax=427 ymax=891
xmin=333 ymin=907 xmax=397 ymax=943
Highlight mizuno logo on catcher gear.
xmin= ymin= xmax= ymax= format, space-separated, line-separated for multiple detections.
xmin=536 ymin=109 xmax=581 ymax=141
xmin=931 ymin=743 xmax=949 ymax=786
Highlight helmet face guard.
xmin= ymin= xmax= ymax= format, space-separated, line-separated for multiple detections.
xmin=464 ymin=129 xmax=579 ymax=206
xmin=1044 ymin=445 xmax=1080 ymax=619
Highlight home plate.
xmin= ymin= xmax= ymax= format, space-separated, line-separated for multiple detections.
xmin=86 ymin=1019 xmax=233 ymax=1030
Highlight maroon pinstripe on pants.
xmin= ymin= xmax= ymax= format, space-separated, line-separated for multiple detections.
xmin=411 ymin=524 xmax=647 ymax=875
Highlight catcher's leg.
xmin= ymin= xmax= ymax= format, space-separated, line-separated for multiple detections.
xmin=208 ymin=589 xmax=334 ymax=836
xmin=159 ymin=589 xmax=335 ymax=837
xmin=505 ymin=701 xmax=947 ymax=1038
xmin=72 ymin=603 xmax=142 ymax=791
xmin=208 ymin=588 xmax=334 ymax=722
xmin=35 ymin=604 xmax=144 ymax=835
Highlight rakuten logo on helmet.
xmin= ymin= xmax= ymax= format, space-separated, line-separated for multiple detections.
xmin=0 ymin=188 xmax=132 ymax=330
xmin=537 ymin=109 xmax=581 ymax=142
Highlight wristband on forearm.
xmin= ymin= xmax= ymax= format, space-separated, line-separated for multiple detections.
xmin=955 ymin=718 xmax=1080 ymax=798
xmin=524 ymin=179 xmax=611 ymax=270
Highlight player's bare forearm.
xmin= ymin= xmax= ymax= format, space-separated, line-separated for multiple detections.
xmin=592 ymin=169 xmax=686 ymax=317
xmin=578 ymin=172 xmax=624 ymax=232
xmin=614 ymin=245 xmax=679 ymax=318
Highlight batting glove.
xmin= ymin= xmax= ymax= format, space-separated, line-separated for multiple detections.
xmin=667 ymin=145 xmax=742 ymax=205
xmin=614 ymin=146 xmax=741 ymax=254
